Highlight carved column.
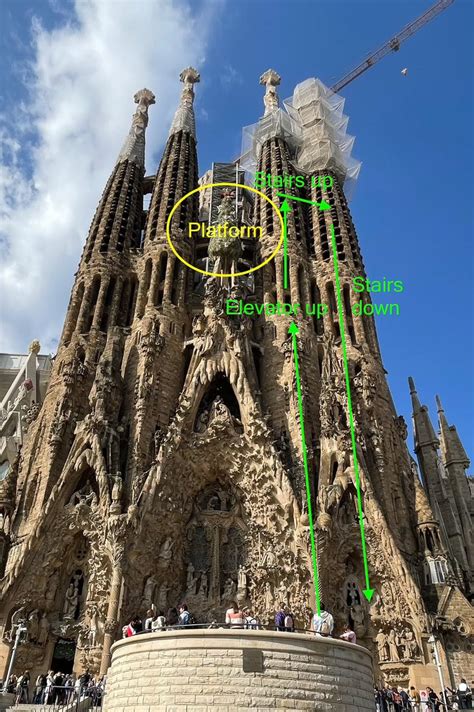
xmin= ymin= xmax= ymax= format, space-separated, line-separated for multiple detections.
xmin=100 ymin=533 xmax=125 ymax=675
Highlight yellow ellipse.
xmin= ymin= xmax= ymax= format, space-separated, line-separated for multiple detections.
xmin=165 ymin=182 xmax=284 ymax=278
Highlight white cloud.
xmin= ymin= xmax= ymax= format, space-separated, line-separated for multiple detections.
xmin=0 ymin=0 xmax=218 ymax=353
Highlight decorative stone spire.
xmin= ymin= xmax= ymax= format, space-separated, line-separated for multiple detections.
xmin=409 ymin=377 xmax=438 ymax=448
xmin=436 ymin=394 xmax=470 ymax=465
xmin=260 ymin=69 xmax=281 ymax=115
xmin=117 ymin=88 xmax=156 ymax=167
xmin=169 ymin=67 xmax=200 ymax=137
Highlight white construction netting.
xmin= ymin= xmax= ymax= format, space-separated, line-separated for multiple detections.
xmin=240 ymin=77 xmax=361 ymax=199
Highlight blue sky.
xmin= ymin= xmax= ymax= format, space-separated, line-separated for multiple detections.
xmin=0 ymin=0 xmax=472 ymax=458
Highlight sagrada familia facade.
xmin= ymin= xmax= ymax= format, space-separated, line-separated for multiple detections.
xmin=0 ymin=68 xmax=472 ymax=689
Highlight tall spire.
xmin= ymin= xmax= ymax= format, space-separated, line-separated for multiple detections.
xmin=436 ymin=394 xmax=470 ymax=466
xmin=409 ymin=377 xmax=438 ymax=449
xmin=260 ymin=68 xmax=281 ymax=115
xmin=117 ymin=88 xmax=156 ymax=167
xmin=169 ymin=67 xmax=200 ymax=138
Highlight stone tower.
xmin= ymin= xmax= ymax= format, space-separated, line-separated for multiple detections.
xmin=0 ymin=70 xmax=472 ymax=689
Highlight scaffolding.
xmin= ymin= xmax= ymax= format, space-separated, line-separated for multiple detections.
xmin=240 ymin=77 xmax=361 ymax=199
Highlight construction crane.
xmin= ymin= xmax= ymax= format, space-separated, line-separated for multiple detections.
xmin=331 ymin=0 xmax=455 ymax=93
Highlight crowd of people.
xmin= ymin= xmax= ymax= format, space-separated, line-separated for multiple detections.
xmin=374 ymin=679 xmax=473 ymax=710
xmin=3 ymin=668 xmax=105 ymax=706
xmin=122 ymin=599 xmax=354 ymax=643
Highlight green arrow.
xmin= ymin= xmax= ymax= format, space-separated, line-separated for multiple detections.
xmin=328 ymin=223 xmax=374 ymax=603
xmin=289 ymin=321 xmax=322 ymax=614
xmin=280 ymin=200 xmax=291 ymax=290
xmin=277 ymin=192 xmax=331 ymax=211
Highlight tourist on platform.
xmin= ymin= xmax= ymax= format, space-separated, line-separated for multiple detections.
xmin=79 ymin=668 xmax=92 ymax=696
xmin=15 ymin=670 xmax=30 ymax=704
xmin=151 ymin=610 xmax=167 ymax=631
xmin=124 ymin=617 xmax=140 ymax=637
xmin=339 ymin=625 xmax=357 ymax=644
xmin=311 ymin=603 xmax=334 ymax=636
xmin=166 ymin=607 xmax=179 ymax=627
xmin=390 ymin=686 xmax=402 ymax=711
xmin=457 ymin=679 xmax=472 ymax=709
xmin=426 ymin=686 xmax=441 ymax=711
xmin=44 ymin=670 xmax=54 ymax=703
xmin=33 ymin=672 xmax=46 ymax=703
xmin=274 ymin=602 xmax=286 ymax=632
xmin=399 ymin=687 xmax=410 ymax=710
xmin=65 ymin=674 xmax=75 ymax=703
xmin=5 ymin=674 xmax=17 ymax=694
xmin=178 ymin=603 xmax=193 ymax=625
xmin=225 ymin=601 xmax=245 ymax=628
xmin=242 ymin=607 xmax=259 ymax=629
xmin=53 ymin=670 xmax=65 ymax=704
xmin=144 ymin=608 xmax=155 ymax=631
xmin=409 ymin=685 xmax=421 ymax=711
xmin=284 ymin=607 xmax=295 ymax=632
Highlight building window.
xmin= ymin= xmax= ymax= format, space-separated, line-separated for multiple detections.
xmin=425 ymin=557 xmax=448 ymax=584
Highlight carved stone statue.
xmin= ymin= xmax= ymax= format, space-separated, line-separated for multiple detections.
xmin=222 ymin=577 xmax=236 ymax=601
xmin=199 ymin=571 xmax=208 ymax=599
xmin=37 ymin=612 xmax=50 ymax=646
xmin=143 ymin=576 xmax=157 ymax=606
xmin=27 ymin=609 xmax=40 ymax=643
xmin=158 ymin=537 xmax=174 ymax=565
xmin=88 ymin=606 xmax=102 ymax=647
xmin=387 ymin=629 xmax=400 ymax=661
xmin=186 ymin=563 xmax=197 ymax=595
xmin=375 ymin=630 xmax=388 ymax=662
xmin=157 ymin=583 xmax=169 ymax=610
xmin=63 ymin=581 xmax=79 ymax=619
xmin=110 ymin=473 xmax=123 ymax=513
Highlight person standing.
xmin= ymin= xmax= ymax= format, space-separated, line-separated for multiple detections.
xmin=151 ymin=611 xmax=167 ymax=631
xmin=15 ymin=670 xmax=30 ymax=704
xmin=178 ymin=604 xmax=192 ymax=626
xmin=243 ymin=607 xmax=259 ymax=629
xmin=274 ymin=602 xmax=286 ymax=632
xmin=225 ymin=602 xmax=245 ymax=628
xmin=409 ymin=685 xmax=421 ymax=712
xmin=144 ymin=608 xmax=155 ymax=632
xmin=33 ymin=673 xmax=46 ymax=703
xmin=426 ymin=687 xmax=441 ymax=711
xmin=457 ymin=679 xmax=472 ymax=709
xmin=339 ymin=625 xmax=357 ymax=644
xmin=284 ymin=607 xmax=295 ymax=633
xmin=312 ymin=603 xmax=334 ymax=636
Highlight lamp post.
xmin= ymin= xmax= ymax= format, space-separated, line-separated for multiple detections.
xmin=1 ymin=622 xmax=27 ymax=693
xmin=428 ymin=634 xmax=448 ymax=710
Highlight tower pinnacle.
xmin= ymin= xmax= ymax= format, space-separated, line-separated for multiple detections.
xmin=260 ymin=68 xmax=281 ymax=115
xmin=117 ymin=88 xmax=156 ymax=167
xmin=169 ymin=67 xmax=200 ymax=137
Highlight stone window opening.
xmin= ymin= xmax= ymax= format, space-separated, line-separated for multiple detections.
xmin=100 ymin=277 xmax=116 ymax=331
xmin=343 ymin=284 xmax=356 ymax=345
xmin=326 ymin=282 xmax=340 ymax=340
xmin=83 ymin=276 xmax=101 ymax=333
xmin=65 ymin=281 xmax=84 ymax=342
xmin=311 ymin=280 xmax=324 ymax=336
xmin=137 ymin=258 xmax=153 ymax=318
xmin=171 ymin=259 xmax=180 ymax=305
xmin=125 ymin=276 xmax=138 ymax=326
xmin=154 ymin=252 xmax=168 ymax=307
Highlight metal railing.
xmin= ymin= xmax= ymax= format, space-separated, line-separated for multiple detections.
xmin=11 ymin=685 xmax=104 ymax=710
xmin=131 ymin=621 xmax=329 ymax=635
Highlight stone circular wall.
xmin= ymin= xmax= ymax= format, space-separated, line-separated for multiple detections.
xmin=104 ymin=629 xmax=374 ymax=711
